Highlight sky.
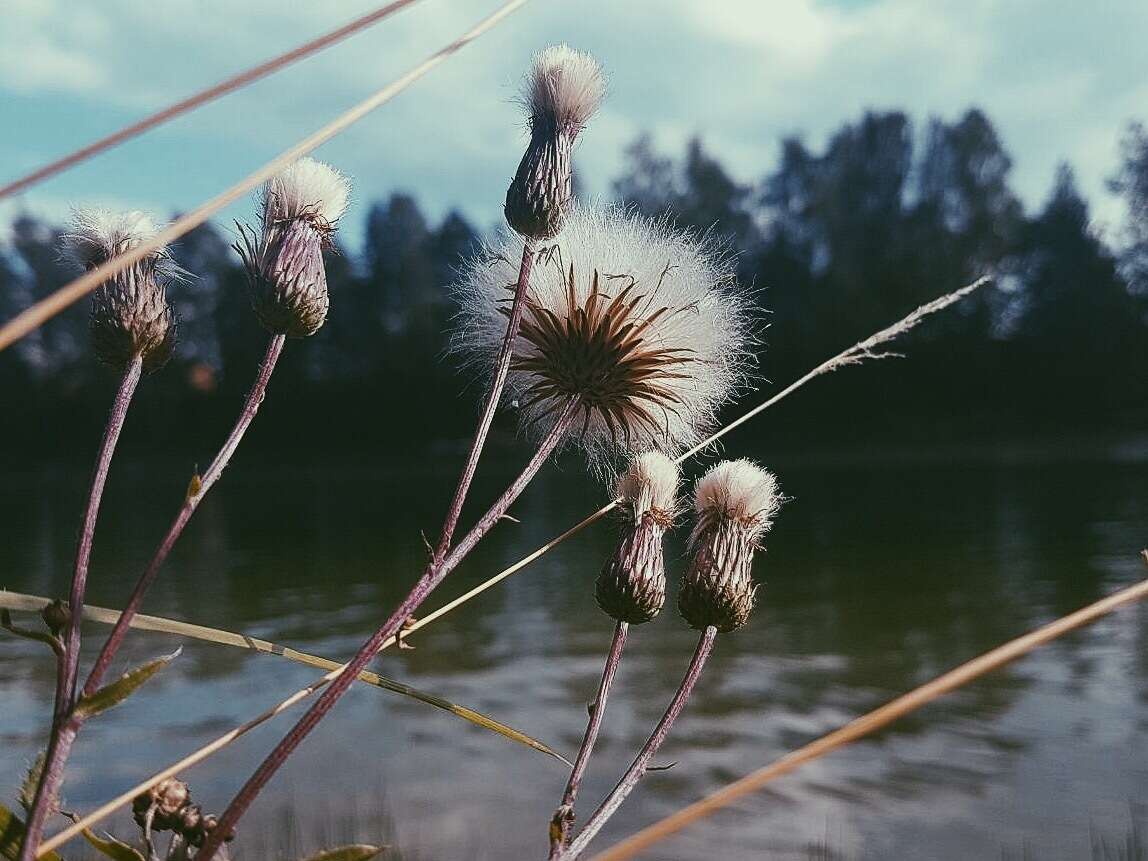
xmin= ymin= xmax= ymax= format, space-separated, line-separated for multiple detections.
xmin=1 ymin=0 xmax=1146 ymax=251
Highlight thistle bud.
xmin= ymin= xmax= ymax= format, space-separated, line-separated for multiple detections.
xmin=63 ymin=209 xmax=177 ymax=372
xmin=678 ymin=460 xmax=782 ymax=633
xmin=596 ymin=451 xmax=679 ymax=624
xmin=236 ymin=157 xmax=351 ymax=337
xmin=132 ymin=777 xmax=191 ymax=831
xmin=40 ymin=599 xmax=70 ymax=637
xmin=505 ymin=45 xmax=604 ymax=240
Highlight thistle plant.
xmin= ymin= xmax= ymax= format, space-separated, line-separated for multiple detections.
xmin=14 ymin=209 xmax=177 ymax=859
xmin=16 ymin=161 xmax=350 ymax=861
xmin=549 ymin=451 xmax=680 ymax=856
xmin=560 ymin=460 xmax=783 ymax=859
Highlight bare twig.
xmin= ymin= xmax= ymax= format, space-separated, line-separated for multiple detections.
xmin=0 ymin=0 xmax=533 ymax=353
xmin=550 ymin=621 xmax=629 ymax=857
xmin=590 ymin=575 xmax=1148 ymax=861
xmin=560 ymin=627 xmax=718 ymax=860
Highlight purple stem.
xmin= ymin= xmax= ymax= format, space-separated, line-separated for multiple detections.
xmin=18 ymin=356 xmax=143 ymax=860
xmin=434 ymin=240 xmax=534 ymax=560
xmin=19 ymin=334 xmax=284 ymax=860
xmin=197 ymin=397 xmax=582 ymax=861
xmin=549 ymin=621 xmax=629 ymax=858
xmin=80 ymin=333 xmax=285 ymax=698
xmin=559 ymin=626 xmax=718 ymax=860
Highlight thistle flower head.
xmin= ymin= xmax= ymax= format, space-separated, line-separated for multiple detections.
xmin=62 ymin=207 xmax=177 ymax=372
xmin=505 ymin=45 xmax=604 ymax=239
xmin=596 ymin=451 xmax=680 ymax=624
xmin=525 ymin=44 xmax=606 ymax=135
xmin=237 ymin=157 xmax=351 ymax=337
xmin=133 ymin=777 xmax=191 ymax=832
xmin=616 ymin=450 xmax=679 ymax=525
xmin=453 ymin=205 xmax=752 ymax=470
xmin=679 ymin=459 xmax=782 ymax=633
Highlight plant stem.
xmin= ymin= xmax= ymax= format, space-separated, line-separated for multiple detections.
xmin=196 ymin=397 xmax=580 ymax=861
xmin=80 ymin=334 xmax=285 ymax=697
xmin=434 ymin=239 xmax=534 ymax=559
xmin=559 ymin=626 xmax=718 ymax=860
xmin=549 ymin=620 xmax=629 ymax=857
xmin=18 ymin=356 xmax=143 ymax=860
xmin=18 ymin=335 xmax=284 ymax=861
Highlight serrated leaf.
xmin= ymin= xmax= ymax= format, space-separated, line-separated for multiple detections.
xmin=78 ymin=827 xmax=146 ymax=861
xmin=72 ymin=648 xmax=181 ymax=721
xmin=297 ymin=845 xmax=386 ymax=861
xmin=0 ymin=803 xmax=62 ymax=861
xmin=18 ymin=751 xmax=46 ymax=814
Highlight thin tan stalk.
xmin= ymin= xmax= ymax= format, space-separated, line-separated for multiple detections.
xmin=0 ymin=0 xmax=532 ymax=354
xmin=34 ymin=278 xmax=990 ymax=856
xmin=0 ymin=0 xmax=421 ymax=200
xmin=590 ymin=571 xmax=1148 ymax=861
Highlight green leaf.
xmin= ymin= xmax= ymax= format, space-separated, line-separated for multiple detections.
xmin=78 ymin=827 xmax=146 ymax=861
xmin=72 ymin=648 xmax=181 ymax=721
xmin=297 ymin=846 xmax=386 ymax=861
xmin=0 ymin=803 xmax=62 ymax=861
xmin=18 ymin=751 xmax=46 ymax=814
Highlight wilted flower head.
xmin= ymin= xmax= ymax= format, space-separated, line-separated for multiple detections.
xmin=132 ymin=777 xmax=191 ymax=832
xmin=453 ymin=205 xmax=752 ymax=468
xmin=236 ymin=157 xmax=351 ymax=337
xmin=505 ymin=45 xmax=605 ymax=240
xmin=63 ymin=208 xmax=177 ymax=371
xmin=596 ymin=451 xmax=680 ymax=624
xmin=679 ymin=459 xmax=782 ymax=633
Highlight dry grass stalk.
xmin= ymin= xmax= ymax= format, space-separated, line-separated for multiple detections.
xmin=590 ymin=569 xmax=1148 ymax=861
xmin=0 ymin=0 xmax=533 ymax=354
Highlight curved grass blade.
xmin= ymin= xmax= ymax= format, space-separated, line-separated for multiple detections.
xmin=0 ymin=592 xmax=569 ymax=766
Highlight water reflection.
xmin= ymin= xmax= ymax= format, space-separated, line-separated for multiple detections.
xmin=1 ymin=446 xmax=1146 ymax=859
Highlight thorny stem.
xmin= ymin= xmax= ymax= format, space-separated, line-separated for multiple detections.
xmin=196 ymin=397 xmax=582 ymax=861
xmin=435 ymin=240 xmax=534 ymax=559
xmin=18 ymin=336 xmax=285 ymax=861
xmin=19 ymin=356 xmax=143 ymax=860
xmin=81 ymin=334 xmax=285 ymax=697
xmin=559 ymin=626 xmax=718 ymax=860
xmin=549 ymin=621 xmax=629 ymax=858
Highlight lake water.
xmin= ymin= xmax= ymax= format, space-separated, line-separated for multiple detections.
xmin=2 ymin=439 xmax=1147 ymax=860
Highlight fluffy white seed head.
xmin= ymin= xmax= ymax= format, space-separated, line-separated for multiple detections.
xmin=62 ymin=208 xmax=165 ymax=270
xmin=616 ymin=450 xmax=679 ymax=523
xmin=692 ymin=459 xmax=782 ymax=542
xmin=262 ymin=157 xmax=351 ymax=225
xmin=525 ymin=44 xmax=605 ymax=134
xmin=452 ymin=205 xmax=753 ymax=469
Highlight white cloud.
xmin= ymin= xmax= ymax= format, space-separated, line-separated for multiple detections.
xmin=1 ymin=0 xmax=1145 ymax=237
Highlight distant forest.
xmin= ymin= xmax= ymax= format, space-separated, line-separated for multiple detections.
xmin=3 ymin=107 xmax=1147 ymax=457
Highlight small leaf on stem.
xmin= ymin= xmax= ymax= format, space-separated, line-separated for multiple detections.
xmin=72 ymin=648 xmax=181 ymax=721
xmin=78 ymin=827 xmax=147 ymax=861
xmin=0 ymin=803 xmax=63 ymax=860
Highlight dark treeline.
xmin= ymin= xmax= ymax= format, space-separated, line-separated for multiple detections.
xmin=3 ymin=107 xmax=1147 ymax=458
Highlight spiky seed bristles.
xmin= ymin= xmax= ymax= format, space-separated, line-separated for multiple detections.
xmin=679 ymin=460 xmax=783 ymax=633
xmin=596 ymin=517 xmax=667 ymax=624
xmin=691 ymin=459 xmax=782 ymax=544
xmin=238 ymin=158 xmax=352 ymax=337
xmin=63 ymin=207 xmax=177 ymax=371
xmin=451 ymin=205 xmax=753 ymax=470
xmin=63 ymin=207 xmax=174 ymax=271
xmin=616 ymin=450 xmax=679 ymax=525
xmin=525 ymin=44 xmax=605 ymax=134
xmin=262 ymin=157 xmax=351 ymax=227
